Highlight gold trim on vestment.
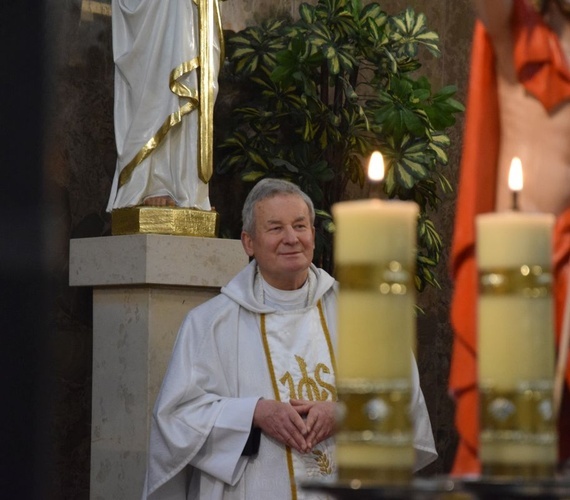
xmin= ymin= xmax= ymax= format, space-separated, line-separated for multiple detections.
xmin=335 ymin=262 xmax=413 ymax=295
xmin=119 ymin=0 xmax=224 ymax=188
xmin=317 ymin=301 xmax=338 ymax=390
xmin=259 ymin=314 xmax=297 ymax=500
xmin=479 ymin=265 xmax=552 ymax=297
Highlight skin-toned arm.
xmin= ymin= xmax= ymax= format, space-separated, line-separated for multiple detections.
xmin=472 ymin=0 xmax=518 ymax=82
xmin=473 ymin=0 xmax=513 ymax=39
xmin=253 ymin=399 xmax=310 ymax=453
xmin=289 ymin=399 xmax=337 ymax=450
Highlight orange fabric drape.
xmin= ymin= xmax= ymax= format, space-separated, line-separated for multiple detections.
xmin=450 ymin=0 xmax=570 ymax=475
xmin=513 ymin=0 xmax=570 ymax=111
xmin=449 ymin=21 xmax=499 ymax=475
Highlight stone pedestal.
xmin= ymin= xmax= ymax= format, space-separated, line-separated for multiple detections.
xmin=69 ymin=235 xmax=248 ymax=500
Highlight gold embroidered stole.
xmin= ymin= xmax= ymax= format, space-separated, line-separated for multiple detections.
xmin=260 ymin=301 xmax=337 ymax=499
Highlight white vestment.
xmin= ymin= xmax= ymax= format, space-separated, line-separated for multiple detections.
xmin=108 ymin=0 xmax=221 ymax=210
xmin=143 ymin=261 xmax=437 ymax=499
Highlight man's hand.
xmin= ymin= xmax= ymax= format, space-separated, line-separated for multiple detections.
xmin=290 ymin=399 xmax=337 ymax=450
xmin=253 ymin=399 xmax=309 ymax=453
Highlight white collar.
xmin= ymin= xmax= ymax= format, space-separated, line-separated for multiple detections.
xmin=255 ymin=268 xmax=314 ymax=311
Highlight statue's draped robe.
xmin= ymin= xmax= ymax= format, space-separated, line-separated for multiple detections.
xmin=108 ymin=0 xmax=220 ymax=210
xmin=450 ymin=1 xmax=570 ymax=474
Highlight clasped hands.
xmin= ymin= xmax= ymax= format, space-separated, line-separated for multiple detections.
xmin=253 ymin=398 xmax=336 ymax=453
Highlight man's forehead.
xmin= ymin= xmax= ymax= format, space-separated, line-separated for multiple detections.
xmin=264 ymin=213 xmax=309 ymax=223
xmin=255 ymin=195 xmax=310 ymax=220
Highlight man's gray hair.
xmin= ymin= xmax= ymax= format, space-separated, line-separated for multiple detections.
xmin=242 ymin=178 xmax=315 ymax=235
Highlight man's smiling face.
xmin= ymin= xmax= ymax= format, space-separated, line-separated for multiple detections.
xmin=241 ymin=193 xmax=315 ymax=290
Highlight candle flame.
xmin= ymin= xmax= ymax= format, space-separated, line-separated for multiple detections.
xmin=368 ymin=151 xmax=384 ymax=182
xmin=508 ymin=157 xmax=523 ymax=192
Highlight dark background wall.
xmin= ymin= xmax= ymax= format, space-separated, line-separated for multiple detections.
xmin=2 ymin=0 xmax=476 ymax=497
xmin=2 ymin=1 xmax=54 ymax=498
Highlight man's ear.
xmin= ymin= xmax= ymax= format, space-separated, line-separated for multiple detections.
xmin=241 ymin=231 xmax=255 ymax=257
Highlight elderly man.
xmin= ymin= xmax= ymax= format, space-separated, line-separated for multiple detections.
xmin=143 ymin=178 xmax=437 ymax=499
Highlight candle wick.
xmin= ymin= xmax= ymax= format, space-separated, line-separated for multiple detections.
xmin=511 ymin=190 xmax=519 ymax=211
xmin=369 ymin=181 xmax=382 ymax=200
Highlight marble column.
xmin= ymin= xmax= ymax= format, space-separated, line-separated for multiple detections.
xmin=69 ymin=235 xmax=248 ymax=500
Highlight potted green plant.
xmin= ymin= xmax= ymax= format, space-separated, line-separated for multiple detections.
xmin=216 ymin=0 xmax=464 ymax=291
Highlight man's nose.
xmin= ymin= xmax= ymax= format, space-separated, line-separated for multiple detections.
xmin=282 ymin=226 xmax=297 ymax=243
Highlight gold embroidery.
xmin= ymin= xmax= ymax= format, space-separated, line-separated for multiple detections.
xmin=295 ymin=355 xmax=321 ymax=401
xmin=313 ymin=450 xmax=333 ymax=475
xmin=279 ymin=357 xmax=336 ymax=401
xmin=279 ymin=372 xmax=296 ymax=399
xmin=315 ymin=363 xmax=337 ymax=401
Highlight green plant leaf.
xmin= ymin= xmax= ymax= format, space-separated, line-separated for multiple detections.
xmin=241 ymin=171 xmax=267 ymax=182
xmin=299 ymin=2 xmax=315 ymax=24
xmin=389 ymin=8 xmax=441 ymax=58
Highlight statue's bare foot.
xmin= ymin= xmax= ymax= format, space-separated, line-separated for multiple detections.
xmin=143 ymin=195 xmax=176 ymax=207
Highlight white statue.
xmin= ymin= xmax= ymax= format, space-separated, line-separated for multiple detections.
xmin=107 ymin=0 xmax=222 ymax=210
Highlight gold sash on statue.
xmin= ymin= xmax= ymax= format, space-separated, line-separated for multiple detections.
xmin=260 ymin=302 xmax=337 ymax=499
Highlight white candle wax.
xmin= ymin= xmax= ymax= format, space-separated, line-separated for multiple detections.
xmin=333 ymin=199 xmax=418 ymax=380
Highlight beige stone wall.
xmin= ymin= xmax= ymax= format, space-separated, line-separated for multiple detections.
xmin=221 ymin=0 xmax=305 ymax=31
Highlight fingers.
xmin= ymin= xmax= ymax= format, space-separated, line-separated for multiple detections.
xmin=254 ymin=399 xmax=310 ymax=452
xmin=289 ymin=398 xmax=313 ymax=412
xmin=305 ymin=401 xmax=337 ymax=448
xmin=289 ymin=398 xmax=312 ymax=406
xmin=283 ymin=410 xmax=310 ymax=452
xmin=285 ymin=425 xmax=309 ymax=453
xmin=253 ymin=400 xmax=337 ymax=452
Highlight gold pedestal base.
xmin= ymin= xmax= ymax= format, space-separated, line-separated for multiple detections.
xmin=111 ymin=206 xmax=219 ymax=237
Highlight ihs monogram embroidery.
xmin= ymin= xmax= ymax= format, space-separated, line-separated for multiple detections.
xmin=258 ymin=304 xmax=338 ymax=489
xmin=279 ymin=355 xmax=337 ymax=401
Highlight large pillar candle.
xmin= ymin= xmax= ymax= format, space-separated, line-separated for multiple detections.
xmin=333 ymin=198 xmax=418 ymax=484
xmin=476 ymin=212 xmax=557 ymax=477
